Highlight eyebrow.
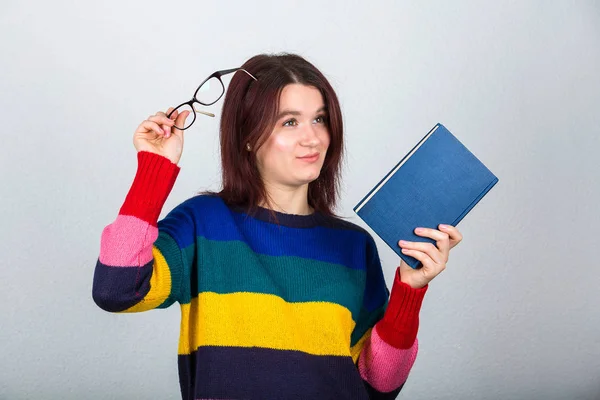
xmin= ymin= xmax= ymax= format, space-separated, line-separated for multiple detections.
xmin=275 ymin=106 xmax=328 ymax=121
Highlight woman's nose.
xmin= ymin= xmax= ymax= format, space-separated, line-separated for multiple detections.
xmin=300 ymin=124 xmax=320 ymax=146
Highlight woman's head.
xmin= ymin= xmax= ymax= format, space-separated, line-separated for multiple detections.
xmin=215 ymin=52 xmax=344 ymax=217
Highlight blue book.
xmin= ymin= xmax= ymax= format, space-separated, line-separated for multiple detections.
xmin=354 ymin=123 xmax=499 ymax=269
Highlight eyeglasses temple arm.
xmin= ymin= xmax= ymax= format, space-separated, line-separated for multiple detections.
xmin=193 ymin=106 xmax=215 ymax=117
xmin=217 ymin=67 xmax=258 ymax=81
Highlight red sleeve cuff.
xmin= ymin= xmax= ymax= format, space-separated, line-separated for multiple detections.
xmin=118 ymin=151 xmax=180 ymax=225
xmin=375 ymin=268 xmax=428 ymax=349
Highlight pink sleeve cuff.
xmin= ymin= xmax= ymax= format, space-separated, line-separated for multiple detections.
xmin=358 ymin=326 xmax=419 ymax=392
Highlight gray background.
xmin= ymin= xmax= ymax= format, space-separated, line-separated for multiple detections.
xmin=1 ymin=1 xmax=599 ymax=399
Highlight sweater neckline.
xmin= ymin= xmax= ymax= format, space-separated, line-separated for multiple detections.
xmin=229 ymin=203 xmax=325 ymax=228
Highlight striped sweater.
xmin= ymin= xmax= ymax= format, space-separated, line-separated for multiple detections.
xmin=92 ymin=151 xmax=428 ymax=400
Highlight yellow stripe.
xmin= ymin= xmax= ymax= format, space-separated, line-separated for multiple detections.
xmin=350 ymin=328 xmax=372 ymax=364
xmin=178 ymin=292 xmax=356 ymax=356
xmin=121 ymin=246 xmax=172 ymax=313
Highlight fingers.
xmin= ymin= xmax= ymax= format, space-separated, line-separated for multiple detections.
xmin=148 ymin=114 xmax=175 ymax=126
xmin=439 ymin=224 xmax=463 ymax=249
xmin=415 ymin=228 xmax=451 ymax=259
xmin=400 ymin=248 xmax=430 ymax=264
xmin=400 ymin=248 xmax=445 ymax=274
xmin=138 ymin=108 xmax=188 ymax=139
xmin=139 ymin=120 xmax=165 ymax=136
xmin=398 ymin=225 xmax=461 ymax=287
xmin=398 ymin=226 xmax=450 ymax=263
xmin=415 ymin=227 xmax=450 ymax=242
xmin=147 ymin=111 xmax=174 ymax=137
xmin=399 ymin=240 xmax=445 ymax=264
xmin=148 ymin=115 xmax=174 ymax=136
xmin=172 ymin=110 xmax=190 ymax=135
xmin=166 ymin=107 xmax=178 ymax=120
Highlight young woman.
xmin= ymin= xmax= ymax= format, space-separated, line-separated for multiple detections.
xmin=93 ymin=53 xmax=462 ymax=400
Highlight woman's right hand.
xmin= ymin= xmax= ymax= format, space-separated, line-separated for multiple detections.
xmin=133 ymin=107 xmax=191 ymax=165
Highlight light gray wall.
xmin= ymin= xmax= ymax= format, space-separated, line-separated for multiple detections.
xmin=1 ymin=1 xmax=599 ymax=399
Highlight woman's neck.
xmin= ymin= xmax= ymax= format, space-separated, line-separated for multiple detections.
xmin=258 ymin=183 xmax=313 ymax=215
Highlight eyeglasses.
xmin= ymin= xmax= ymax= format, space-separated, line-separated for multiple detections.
xmin=167 ymin=67 xmax=258 ymax=130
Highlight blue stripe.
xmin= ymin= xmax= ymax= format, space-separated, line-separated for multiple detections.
xmin=178 ymin=346 xmax=372 ymax=400
xmin=158 ymin=195 xmax=391 ymax=311
xmin=92 ymin=260 xmax=152 ymax=312
xmin=364 ymin=234 xmax=390 ymax=311
xmin=365 ymin=380 xmax=404 ymax=399
xmin=158 ymin=195 xmax=370 ymax=270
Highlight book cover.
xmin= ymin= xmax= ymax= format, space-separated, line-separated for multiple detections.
xmin=354 ymin=123 xmax=499 ymax=269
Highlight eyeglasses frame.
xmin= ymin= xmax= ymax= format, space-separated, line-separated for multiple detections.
xmin=167 ymin=67 xmax=258 ymax=130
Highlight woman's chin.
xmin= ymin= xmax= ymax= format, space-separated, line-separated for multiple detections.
xmin=297 ymin=170 xmax=322 ymax=184
xmin=283 ymin=176 xmax=318 ymax=188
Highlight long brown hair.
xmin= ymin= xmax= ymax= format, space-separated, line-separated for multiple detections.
xmin=202 ymin=52 xmax=345 ymax=218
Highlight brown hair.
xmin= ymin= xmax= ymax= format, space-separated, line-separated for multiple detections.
xmin=202 ymin=52 xmax=345 ymax=218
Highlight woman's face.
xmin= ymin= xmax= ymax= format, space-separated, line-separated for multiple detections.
xmin=255 ymin=84 xmax=330 ymax=189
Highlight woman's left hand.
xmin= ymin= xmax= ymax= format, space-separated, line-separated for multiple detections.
xmin=398 ymin=224 xmax=463 ymax=289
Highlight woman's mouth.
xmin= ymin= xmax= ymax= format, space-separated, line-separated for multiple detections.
xmin=298 ymin=153 xmax=319 ymax=163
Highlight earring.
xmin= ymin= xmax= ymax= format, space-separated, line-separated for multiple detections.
xmin=246 ymin=143 xmax=252 ymax=152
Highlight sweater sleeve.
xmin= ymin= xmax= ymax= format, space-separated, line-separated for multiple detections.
xmin=92 ymin=151 xmax=193 ymax=313
xmin=350 ymin=234 xmax=428 ymax=399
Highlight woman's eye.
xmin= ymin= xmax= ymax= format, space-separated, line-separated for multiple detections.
xmin=315 ymin=115 xmax=327 ymax=124
xmin=283 ymin=116 xmax=327 ymax=127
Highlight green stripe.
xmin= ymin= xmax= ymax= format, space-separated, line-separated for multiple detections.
xmin=154 ymin=231 xmax=186 ymax=309
xmin=180 ymin=238 xmax=366 ymax=322
xmin=350 ymin=301 xmax=387 ymax=346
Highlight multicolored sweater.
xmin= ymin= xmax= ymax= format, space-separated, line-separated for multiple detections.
xmin=92 ymin=151 xmax=428 ymax=400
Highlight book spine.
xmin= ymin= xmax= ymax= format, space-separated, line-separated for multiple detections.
xmin=451 ymin=177 xmax=499 ymax=227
